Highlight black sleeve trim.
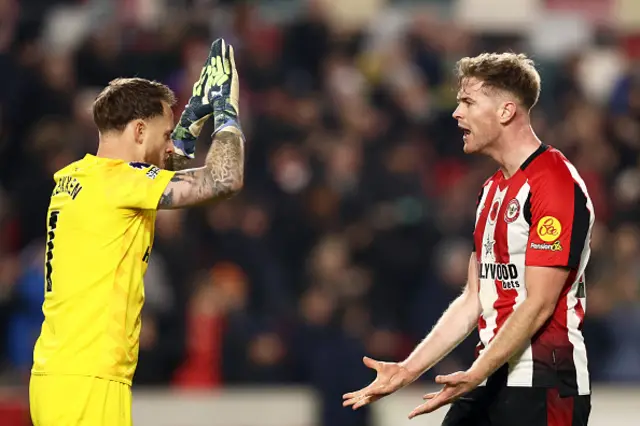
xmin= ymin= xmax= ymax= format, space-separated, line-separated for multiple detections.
xmin=476 ymin=187 xmax=484 ymax=208
xmin=523 ymin=192 xmax=532 ymax=226
xmin=568 ymin=183 xmax=590 ymax=269
xmin=520 ymin=144 xmax=548 ymax=171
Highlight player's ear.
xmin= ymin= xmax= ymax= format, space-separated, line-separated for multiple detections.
xmin=133 ymin=120 xmax=146 ymax=145
xmin=498 ymin=101 xmax=517 ymax=124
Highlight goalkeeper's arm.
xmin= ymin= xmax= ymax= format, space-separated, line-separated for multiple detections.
xmin=157 ymin=126 xmax=244 ymax=209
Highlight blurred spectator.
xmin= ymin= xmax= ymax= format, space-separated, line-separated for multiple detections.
xmin=2 ymin=2 xmax=640 ymax=426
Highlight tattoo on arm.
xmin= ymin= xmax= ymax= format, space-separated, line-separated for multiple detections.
xmin=158 ymin=129 xmax=244 ymax=209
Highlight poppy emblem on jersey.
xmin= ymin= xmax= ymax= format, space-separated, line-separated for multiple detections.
xmin=488 ymin=200 xmax=501 ymax=224
xmin=504 ymin=199 xmax=520 ymax=223
xmin=536 ymin=216 xmax=562 ymax=242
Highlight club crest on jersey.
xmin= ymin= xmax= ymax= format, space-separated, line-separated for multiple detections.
xmin=488 ymin=199 xmax=502 ymax=225
xmin=536 ymin=216 xmax=562 ymax=242
xmin=504 ymin=199 xmax=520 ymax=223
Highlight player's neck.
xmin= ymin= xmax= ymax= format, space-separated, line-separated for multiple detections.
xmin=96 ymin=137 xmax=141 ymax=164
xmin=491 ymin=125 xmax=541 ymax=179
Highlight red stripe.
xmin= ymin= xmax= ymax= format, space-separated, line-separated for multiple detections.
xmin=477 ymin=315 xmax=487 ymax=332
xmin=575 ymin=274 xmax=585 ymax=330
xmin=546 ymin=388 xmax=574 ymax=426
xmin=474 ymin=182 xmax=495 ymax=255
xmin=575 ymin=297 xmax=585 ymax=330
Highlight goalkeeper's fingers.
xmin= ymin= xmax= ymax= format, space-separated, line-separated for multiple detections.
xmin=227 ymin=45 xmax=240 ymax=115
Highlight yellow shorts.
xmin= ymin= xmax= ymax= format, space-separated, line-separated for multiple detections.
xmin=29 ymin=374 xmax=132 ymax=426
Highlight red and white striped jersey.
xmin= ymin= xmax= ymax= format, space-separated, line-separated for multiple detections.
xmin=473 ymin=144 xmax=594 ymax=396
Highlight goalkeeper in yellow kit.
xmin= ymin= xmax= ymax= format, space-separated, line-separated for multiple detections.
xmin=29 ymin=38 xmax=244 ymax=426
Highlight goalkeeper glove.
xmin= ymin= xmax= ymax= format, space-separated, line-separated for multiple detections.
xmin=171 ymin=38 xmax=241 ymax=158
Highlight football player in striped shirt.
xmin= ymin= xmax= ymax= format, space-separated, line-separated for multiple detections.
xmin=343 ymin=53 xmax=593 ymax=426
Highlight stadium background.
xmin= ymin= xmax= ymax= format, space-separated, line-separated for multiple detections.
xmin=1 ymin=0 xmax=640 ymax=425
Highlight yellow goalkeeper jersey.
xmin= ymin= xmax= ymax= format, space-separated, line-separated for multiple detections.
xmin=31 ymin=154 xmax=175 ymax=385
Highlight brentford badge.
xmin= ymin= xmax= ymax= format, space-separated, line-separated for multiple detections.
xmin=504 ymin=199 xmax=520 ymax=223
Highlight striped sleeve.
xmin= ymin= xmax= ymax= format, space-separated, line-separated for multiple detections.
xmin=525 ymin=170 xmax=591 ymax=269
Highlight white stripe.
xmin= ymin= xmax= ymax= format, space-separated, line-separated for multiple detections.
xmin=506 ymin=182 xmax=534 ymax=387
xmin=478 ymin=185 xmax=507 ymax=350
xmin=564 ymin=160 xmax=594 ymax=395
xmin=566 ymin=278 xmax=590 ymax=395
xmin=475 ymin=181 xmax=494 ymax=388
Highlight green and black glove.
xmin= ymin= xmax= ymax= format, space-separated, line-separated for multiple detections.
xmin=171 ymin=38 xmax=241 ymax=158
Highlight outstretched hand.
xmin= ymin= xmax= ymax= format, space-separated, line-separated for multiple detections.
xmin=342 ymin=357 xmax=416 ymax=410
xmin=408 ymin=370 xmax=482 ymax=419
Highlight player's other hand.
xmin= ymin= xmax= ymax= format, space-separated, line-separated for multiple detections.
xmin=342 ymin=356 xmax=416 ymax=410
xmin=172 ymin=38 xmax=241 ymax=158
xmin=408 ymin=370 xmax=482 ymax=419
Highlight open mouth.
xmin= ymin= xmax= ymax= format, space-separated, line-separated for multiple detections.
xmin=459 ymin=126 xmax=471 ymax=139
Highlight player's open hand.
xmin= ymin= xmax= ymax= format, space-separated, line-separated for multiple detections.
xmin=342 ymin=356 xmax=416 ymax=410
xmin=408 ymin=370 xmax=482 ymax=419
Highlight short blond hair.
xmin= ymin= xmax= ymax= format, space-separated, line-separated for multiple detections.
xmin=455 ymin=52 xmax=541 ymax=110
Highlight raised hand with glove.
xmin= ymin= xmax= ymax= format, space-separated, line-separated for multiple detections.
xmin=171 ymin=38 xmax=241 ymax=159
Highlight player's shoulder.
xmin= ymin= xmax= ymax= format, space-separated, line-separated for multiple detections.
xmin=96 ymin=158 xmax=163 ymax=182
xmin=53 ymin=154 xmax=119 ymax=179
xmin=521 ymin=144 xmax=578 ymax=187
xmin=52 ymin=157 xmax=86 ymax=179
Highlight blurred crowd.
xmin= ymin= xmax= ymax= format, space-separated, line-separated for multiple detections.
xmin=1 ymin=0 xmax=640 ymax=425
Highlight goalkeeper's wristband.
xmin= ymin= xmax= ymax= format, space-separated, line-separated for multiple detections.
xmin=213 ymin=109 xmax=241 ymax=134
xmin=212 ymin=119 xmax=245 ymax=141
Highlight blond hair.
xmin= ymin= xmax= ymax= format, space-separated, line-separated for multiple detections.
xmin=455 ymin=52 xmax=541 ymax=110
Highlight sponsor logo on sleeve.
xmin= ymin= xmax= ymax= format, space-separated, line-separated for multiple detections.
xmin=529 ymin=241 xmax=563 ymax=252
xmin=146 ymin=166 xmax=160 ymax=180
xmin=536 ymin=216 xmax=562 ymax=242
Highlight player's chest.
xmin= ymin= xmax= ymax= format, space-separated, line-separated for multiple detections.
xmin=474 ymin=180 xmax=531 ymax=262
